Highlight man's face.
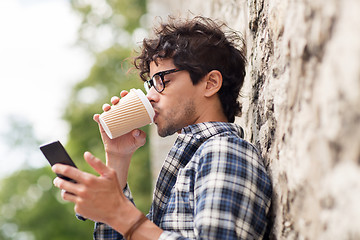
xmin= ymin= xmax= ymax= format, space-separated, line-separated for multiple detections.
xmin=146 ymin=58 xmax=203 ymax=137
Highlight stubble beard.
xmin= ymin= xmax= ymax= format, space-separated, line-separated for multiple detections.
xmin=156 ymin=100 xmax=196 ymax=138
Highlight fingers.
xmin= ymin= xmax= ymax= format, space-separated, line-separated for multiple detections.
xmin=120 ymin=90 xmax=128 ymax=98
xmin=84 ymin=152 xmax=108 ymax=177
xmin=61 ymin=188 xmax=77 ymax=201
xmin=131 ymin=129 xmax=146 ymax=148
xmin=102 ymin=103 xmax=111 ymax=111
xmin=111 ymin=96 xmax=120 ymax=105
xmin=93 ymin=114 xmax=111 ymax=142
xmin=53 ymin=176 xmax=78 ymax=198
xmin=93 ymin=90 xmax=131 ymax=137
xmin=52 ymin=164 xmax=81 ymax=182
xmin=93 ymin=114 xmax=104 ymax=131
xmin=100 ymin=91 xmax=126 ymax=112
xmin=93 ymin=114 xmax=100 ymax=123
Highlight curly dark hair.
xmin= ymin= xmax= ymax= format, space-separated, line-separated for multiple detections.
xmin=134 ymin=16 xmax=246 ymax=122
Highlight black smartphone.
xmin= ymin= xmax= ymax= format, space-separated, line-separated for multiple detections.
xmin=40 ymin=141 xmax=87 ymax=221
xmin=40 ymin=140 xmax=77 ymax=183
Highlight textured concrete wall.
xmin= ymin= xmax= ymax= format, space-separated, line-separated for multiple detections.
xmin=147 ymin=0 xmax=360 ymax=239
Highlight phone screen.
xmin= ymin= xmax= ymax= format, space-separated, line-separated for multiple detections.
xmin=40 ymin=141 xmax=77 ymax=182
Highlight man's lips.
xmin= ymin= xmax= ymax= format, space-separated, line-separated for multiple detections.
xmin=152 ymin=109 xmax=159 ymax=123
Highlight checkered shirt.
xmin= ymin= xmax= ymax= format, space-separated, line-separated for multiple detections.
xmin=93 ymin=122 xmax=272 ymax=240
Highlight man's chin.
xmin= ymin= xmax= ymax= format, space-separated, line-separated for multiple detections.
xmin=157 ymin=126 xmax=177 ymax=138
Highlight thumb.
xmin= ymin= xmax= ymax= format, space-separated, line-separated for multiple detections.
xmin=132 ymin=129 xmax=146 ymax=148
xmin=84 ymin=152 xmax=108 ymax=176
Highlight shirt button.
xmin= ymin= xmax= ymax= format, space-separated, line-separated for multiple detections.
xmin=195 ymin=135 xmax=201 ymax=140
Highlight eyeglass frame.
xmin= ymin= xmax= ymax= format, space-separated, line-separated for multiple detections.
xmin=144 ymin=68 xmax=183 ymax=93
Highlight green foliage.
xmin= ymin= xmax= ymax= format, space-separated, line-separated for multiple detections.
xmin=70 ymin=0 xmax=147 ymax=52
xmin=3 ymin=115 xmax=42 ymax=149
xmin=127 ymin=131 xmax=152 ymax=212
xmin=63 ymin=46 xmax=139 ymax=168
xmin=0 ymin=167 xmax=94 ymax=239
xmin=63 ymin=0 xmax=152 ymax=214
xmin=0 ymin=1 xmax=151 ymax=239
xmin=62 ymin=45 xmax=153 ymax=213
xmin=71 ymin=0 xmax=146 ymax=31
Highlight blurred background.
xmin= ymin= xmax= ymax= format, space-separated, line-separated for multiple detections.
xmin=2 ymin=0 xmax=360 ymax=239
xmin=0 ymin=0 xmax=153 ymax=239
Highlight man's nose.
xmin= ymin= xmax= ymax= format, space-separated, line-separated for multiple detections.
xmin=146 ymin=86 xmax=159 ymax=103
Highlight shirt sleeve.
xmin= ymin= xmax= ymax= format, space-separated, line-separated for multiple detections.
xmin=93 ymin=184 xmax=134 ymax=240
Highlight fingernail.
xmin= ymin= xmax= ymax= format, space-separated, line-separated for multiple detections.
xmin=85 ymin=151 xmax=94 ymax=159
xmin=133 ymin=130 xmax=140 ymax=137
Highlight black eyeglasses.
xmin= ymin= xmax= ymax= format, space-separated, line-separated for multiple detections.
xmin=144 ymin=68 xmax=183 ymax=93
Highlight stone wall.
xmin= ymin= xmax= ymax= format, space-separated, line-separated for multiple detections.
xmin=147 ymin=0 xmax=360 ymax=239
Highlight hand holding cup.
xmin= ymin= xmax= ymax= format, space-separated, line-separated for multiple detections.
xmin=93 ymin=89 xmax=154 ymax=158
xmin=99 ymin=89 xmax=154 ymax=139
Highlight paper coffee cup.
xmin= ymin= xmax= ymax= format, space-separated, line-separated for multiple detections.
xmin=99 ymin=89 xmax=155 ymax=139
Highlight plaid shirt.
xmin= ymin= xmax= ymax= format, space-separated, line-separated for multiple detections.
xmin=94 ymin=122 xmax=272 ymax=239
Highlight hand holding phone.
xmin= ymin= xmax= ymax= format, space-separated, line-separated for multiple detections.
xmin=40 ymin=141 xmax=77 ymax=183
xmin=40 ymin=141 xmax=87 ymax=221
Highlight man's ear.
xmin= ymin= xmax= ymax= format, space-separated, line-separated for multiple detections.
xmin=204 ymin=70 xmax=223 ymax=97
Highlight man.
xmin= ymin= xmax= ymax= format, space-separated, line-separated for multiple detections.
xmin=52 ymin=16 xmax=272 ymax=239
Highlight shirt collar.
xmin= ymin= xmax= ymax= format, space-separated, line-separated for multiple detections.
xmin=180 ymin=122 xmax=244 ymax=141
